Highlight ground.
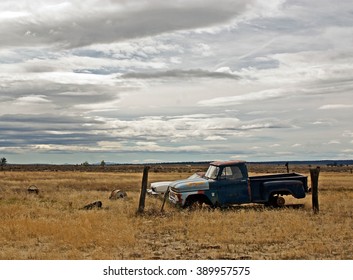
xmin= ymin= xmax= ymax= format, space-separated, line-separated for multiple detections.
xmin=0 ymin=163 xmax=352 ymax=259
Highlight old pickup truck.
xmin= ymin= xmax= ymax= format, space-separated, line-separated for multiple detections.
xmin=168 ymin=160 xmax=308 ymax=208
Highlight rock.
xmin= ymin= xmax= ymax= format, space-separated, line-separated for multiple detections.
xmin=109 ymin=189 xmax=127 ymax=200
xmin=27 ymin=185 xmax=39 ymax=194
xmin=82 ymin=200 xmax=102 ymax=210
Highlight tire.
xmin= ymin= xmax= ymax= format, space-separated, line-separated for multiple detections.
xmin=184 ymin=196 xmax=208 ymax=210
xmin=267 ymin=195 xmax=285 ymax=207
xmin=184 ymin=198 xmax=202 ymax=209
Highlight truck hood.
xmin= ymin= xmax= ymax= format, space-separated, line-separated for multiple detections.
xmin=148 ymin=181 xmax=171 ymax=195
xmin=170 ymin=178 xmax=209 ymax=192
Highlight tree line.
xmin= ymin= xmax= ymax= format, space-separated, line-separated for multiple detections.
xmin=1 ymin=157 xmax=7 ymax=169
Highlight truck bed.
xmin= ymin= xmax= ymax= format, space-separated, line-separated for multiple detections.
xmin=249 ymin=172 xmax=308 ymax=202
xmin=250 ymin=172 xmax=306 ymax=181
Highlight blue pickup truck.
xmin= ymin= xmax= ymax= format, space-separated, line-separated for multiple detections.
xmin=168 ymin=160 xmax=308 ymax=208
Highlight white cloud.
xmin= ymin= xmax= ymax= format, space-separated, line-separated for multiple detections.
xmin=0 ymin=11 xmax=31 ymax=20
xmin=204 ymin=136 xmax=227 ymax=141
xmin=198 ymin=89 xmax=284 ymax=107
xmin=16 ymin=95 xmax=51 ymax=104
xmin=269 ymin=144 xmax=280 ymax=148
xmin=292 ymin=144 xmax=302 ymax=148
xmin=319 ymin=104 xmax=353 ymax=110
xmin=327 ymin=140 xmax=340 ymax=145
xmin=343 ymin=131 xmax=353 ymax=137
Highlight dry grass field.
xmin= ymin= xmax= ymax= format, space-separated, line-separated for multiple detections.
xmin=0 ymin=164 xmax=352 ymax=260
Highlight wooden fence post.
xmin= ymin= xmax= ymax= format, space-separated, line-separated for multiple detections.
xmin=310 ymin=167 xmax=320 ymax=214
xmin=137 ymin=165 xmax=150 ymax=214
xmin=160 ymin=187 xmax=170 ymax=213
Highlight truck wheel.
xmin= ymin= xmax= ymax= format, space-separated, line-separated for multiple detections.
xmin=268 ymin=195 xmax=285 ymax=207
xmin=184 ymin=198 xmax=203 ymax=210
xmin=275 ymin=196 xmax=285 ymax=207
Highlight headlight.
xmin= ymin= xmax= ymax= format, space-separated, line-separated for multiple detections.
xmin=169 ymin=192 xmax=179 ymax=202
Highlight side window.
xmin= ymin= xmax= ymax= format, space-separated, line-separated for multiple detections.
xmin=221 ymin=167 xmax=231 ymax=179
xmin=220 ymin=166 xmax=245 ymax=180
xmin=231 ymin=166 xmax=244 ymax=179
xmin=221 ymin=167 xmax=230 ymax=177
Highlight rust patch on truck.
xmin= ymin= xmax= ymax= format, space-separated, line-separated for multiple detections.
xmin=187 ymin=181 xmax=205 ymax=187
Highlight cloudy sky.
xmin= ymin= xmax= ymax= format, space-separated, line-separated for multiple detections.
xmin=1 ymin=0 xmax=353 ymax=164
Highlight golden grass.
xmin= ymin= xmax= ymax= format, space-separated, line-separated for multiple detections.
xmin=0 ymin=169 xmax=352 ymax=260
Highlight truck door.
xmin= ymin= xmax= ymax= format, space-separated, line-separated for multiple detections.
xmin=217 ymin=166 xmax=250 ymax=205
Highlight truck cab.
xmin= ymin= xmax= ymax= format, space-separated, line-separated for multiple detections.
xmin=204 ymin=160 xmax=251 ymax=205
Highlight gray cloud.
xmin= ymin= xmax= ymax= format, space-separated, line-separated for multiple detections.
xmin=121 ymin=69 xmax=240 ymax=80
xmin=0 ymin=113 xmax=113 ymax=151
xmin=0 ymin=0 xmax=251 ymax=49
xmin=0 ymin=77 xmax=123 ymax=115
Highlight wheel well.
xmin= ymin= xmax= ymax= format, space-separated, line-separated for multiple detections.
xmin=269 ymin=190 xmax=292 ymax=198
xmin=185 ymin=194 xmax=212 ymax=206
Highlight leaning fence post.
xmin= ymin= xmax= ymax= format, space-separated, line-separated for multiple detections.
xmin=160 ymin=187 xmax=170 ymax=213
xmin=137 ymin=165 xmax=150 ymax=214
xmin=310 ymin=167 xmax=320 ymax=214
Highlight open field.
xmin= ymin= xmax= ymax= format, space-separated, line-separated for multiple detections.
xmin=0 ymin=164 xmax=352 ymax=260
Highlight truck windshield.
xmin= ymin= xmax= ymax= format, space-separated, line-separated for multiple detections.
xmin=205 ymin=165 xmax=219 ymax=179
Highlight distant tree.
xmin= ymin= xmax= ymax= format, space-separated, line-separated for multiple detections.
xmin=82 ymin=161 xmax=90 ymax=167
xmin=0 ymin=157 xmax=7 ymax=170
xmin=100 ymin=160 xmax=106 ymax=168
